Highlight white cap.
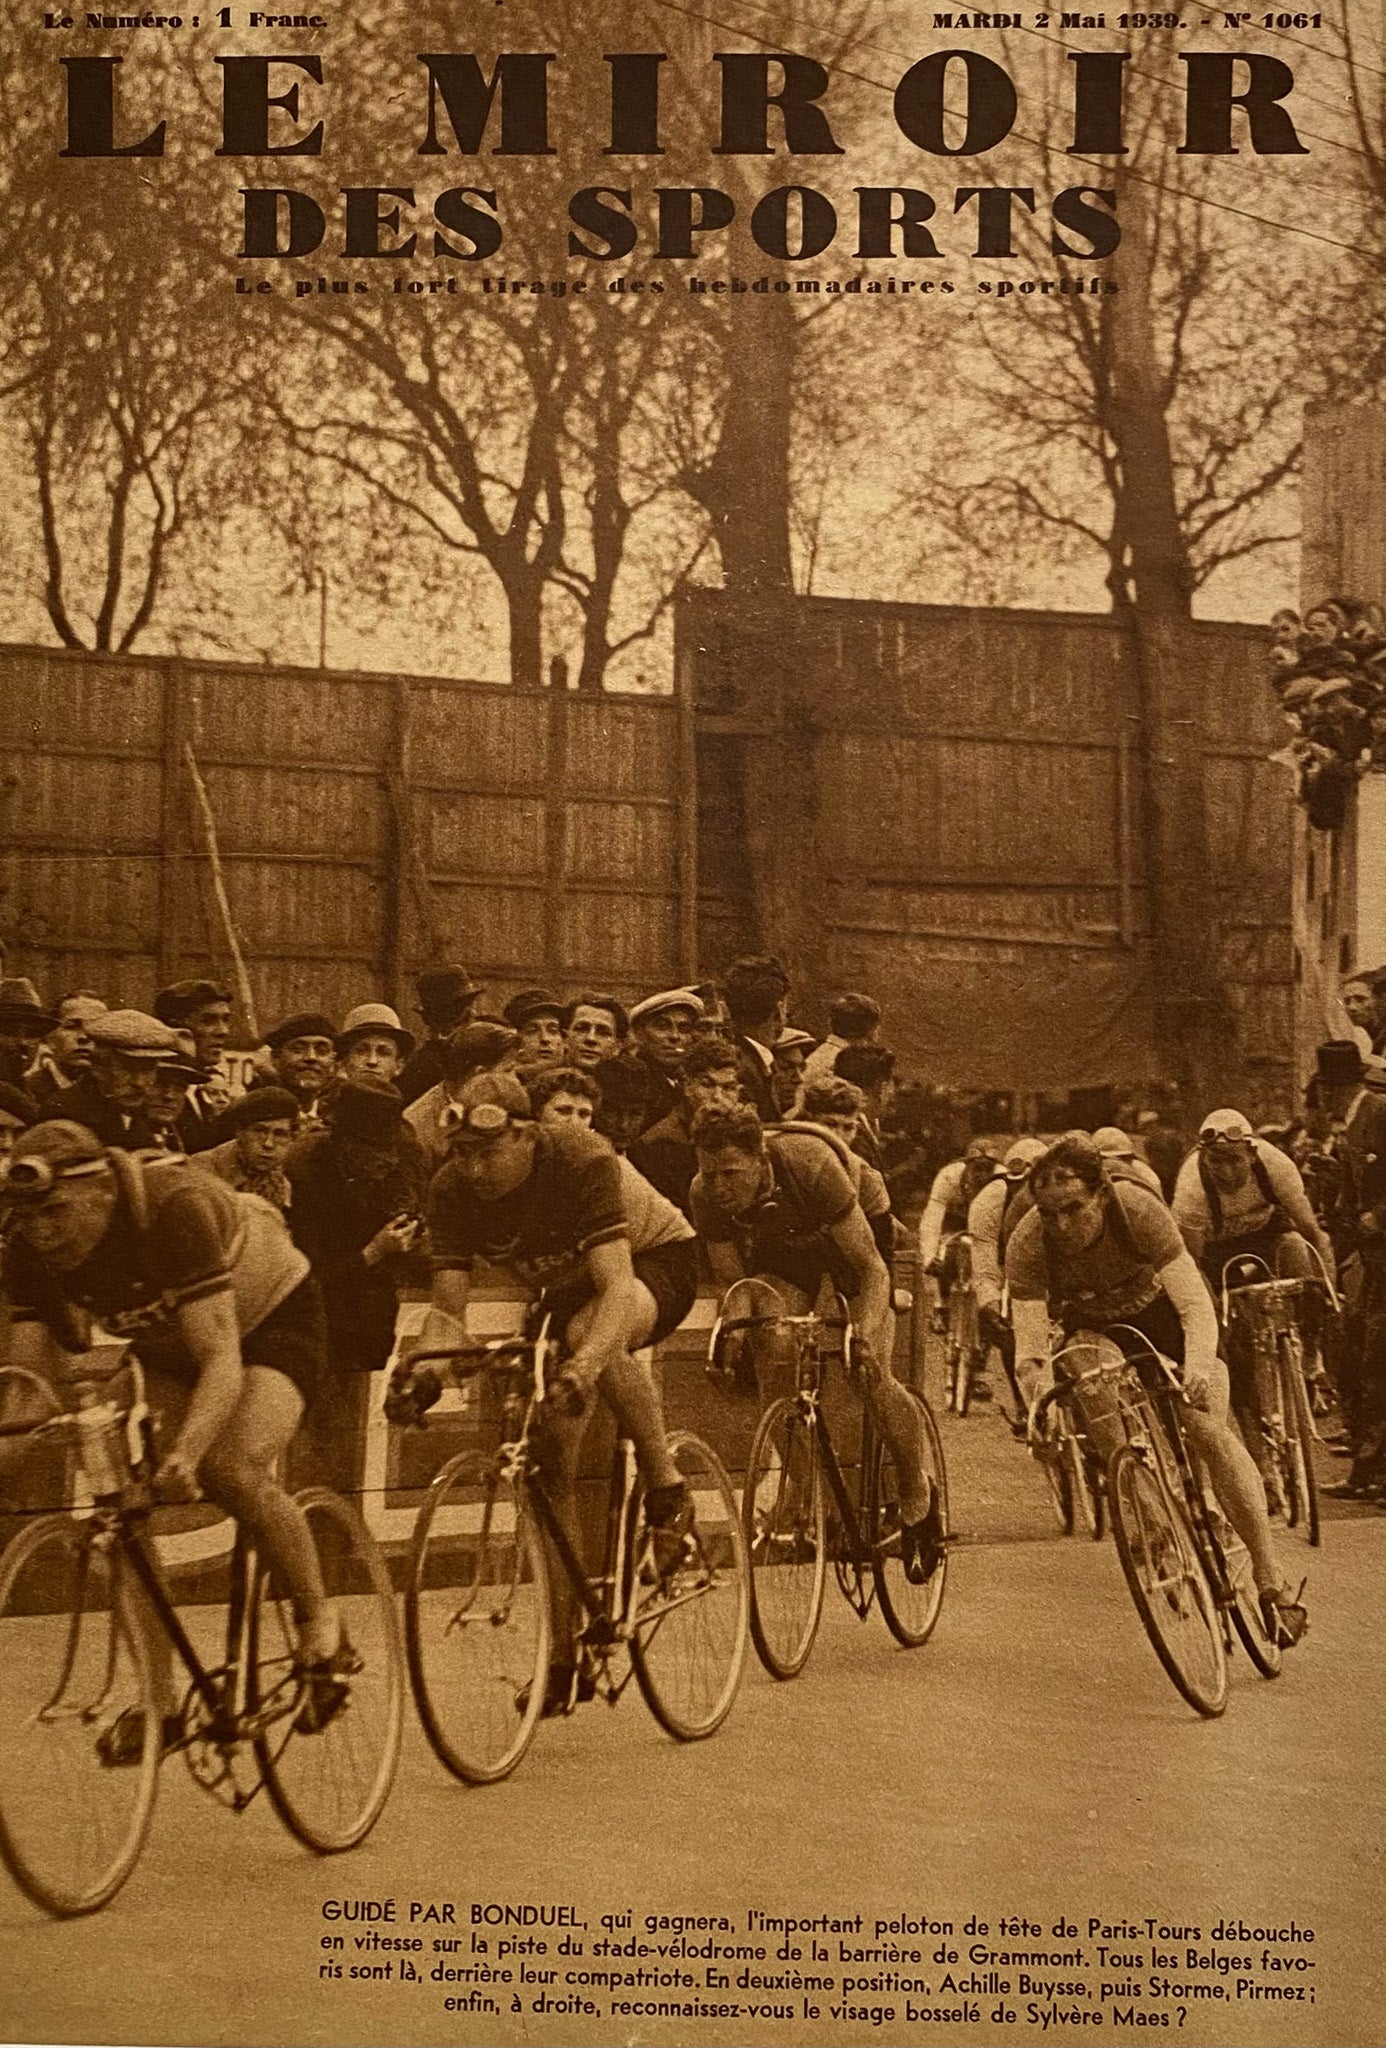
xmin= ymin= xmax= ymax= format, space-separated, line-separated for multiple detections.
xmin=629 ymin=988 xmax=705 ymax=1026
xmin=1198 ymin=1107 xmax=1255 ymax=1143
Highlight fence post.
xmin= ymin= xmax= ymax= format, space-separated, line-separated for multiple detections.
xmin=544 ymin=660 xmax=568 ymax=987
xmin=157 ymin=662 xmax=191 ymax=988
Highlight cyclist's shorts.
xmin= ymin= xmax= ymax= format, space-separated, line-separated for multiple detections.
xmin=1203 ymin=1221 xmax=1302 ymax=1289
xmin=240 ymin=1272 xmax=327 ymax=1408
xmin=542 ymin=1239 xmax=698 ymax=1351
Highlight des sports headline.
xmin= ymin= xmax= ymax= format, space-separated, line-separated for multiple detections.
xmin=57 ymin=48 xmax=1312 ymax=261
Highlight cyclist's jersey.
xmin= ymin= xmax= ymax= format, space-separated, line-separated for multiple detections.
xmin=1170 ymin=1138 xmax=1304 ymax=1252
xmin=1006 ymin=1180 xmax=1185 ymax=1330
xmin=4 ymin=1150 xmax=309 ymax=1379
xmin=428 ymin=1123 xmax=691 ymax=1296
xmin=929 ymin=1159 xmax=972 ymax=1232
xmin=968 ymin=1175 xmax=1033 ymax=1311
xmin=690 ymin=1131 xmax=859 ymax=1299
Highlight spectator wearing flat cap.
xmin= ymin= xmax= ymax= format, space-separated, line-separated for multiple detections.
xmin=147 ymin=1050 xmax=205 ymax=1153
xmin=404 ymin=1019 xmax=521 ymax=1167
xmin=335 ymin=1004 xmax=415 ymax=1091
xmin=722 ymin=956 xmax=791 ymax=1125
xmin=770 ymin=1026 xmax=817 ymax=1118
xmin=287 ymin=1080 xmax=429 ymax=1388
xmin=25 ymin=991 xmax=107 ymax=1110
xmin=398 ymin=965 xmax=486 ymax=1107
xmin=502 ymin=988 xmax=566 ymax=1069
xmin=190 ymin=1087 xmax=300 ymax=1211
xmin=153 ymin=978 xmax=236 ymax=1153
xmin=51 ymin=1009 xmax=178 ymax=1148
xmin=628 ymin=989 xmax=705 ymax=1138
xmin=254 ymin=1013 xmax=337 ymax=1130
xmin=0 ymin=980 xmax=57 ymax=1093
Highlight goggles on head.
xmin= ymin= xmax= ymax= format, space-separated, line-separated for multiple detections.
xmin=1198 ymin=1129 xmax=1251 ymax=1152
xmin=2 ymin=1155 xmax=108 ymax=1204
xmin=440 ymin=1100 xmax=516 ymax=1141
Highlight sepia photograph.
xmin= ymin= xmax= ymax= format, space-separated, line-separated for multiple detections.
xmin=0 ymin=3 xmax=1381 ymax=2045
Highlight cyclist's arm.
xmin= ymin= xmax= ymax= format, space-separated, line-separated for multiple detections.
xmin=564 ymin=1237 xmax=644 ymax=1391
xmin=704 ymin=1238 xmax=747 ymax=1293
xmin=1156 ymin=1248 xmax=1220 ymax=1403
xmin=1268 ymin=1155 xmax=1337 ymax=1281
xmin=169 ymin=1289 xmax=248 ymax=1471
xmin=968 ymin=1185 xmax=1004 ymax=1313
xmin=1009 ymin=1294 xmax=1050 ymax=1381
xmin=411 ymin=1269 xmax=471 ymax=1360
xmin=826 ymin=1203 xmax=893 ymax=1363
xmin=918 ymin=1195 xmax=949 ymax=1270
xmin=1168 ymin=1158 xmax=1208 ymax=1264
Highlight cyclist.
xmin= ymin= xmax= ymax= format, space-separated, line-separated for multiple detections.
xmin=0 ymin=1120 xmax=348 ymax=1757
xmin=919 ymin=1137 xmax=1004 ymax=1322
xmin=689 ymin=1104 xmax=942 ymax=1580
xmin=795 ymin=1077 xmax=896 ymax=1265
xmin=969 ymin=1135 xmax=1047 ymax=1421
xmin=397 ymin=1070 xmax=698 ymax=1716
xmin=1006 ymin=1132 xmax=1308 ymax=1646
xmin=1093 ymin=1126 xmax=1166 ymax=1198
xmin=1171 ymin=1108 xmax=1335 ymax=1294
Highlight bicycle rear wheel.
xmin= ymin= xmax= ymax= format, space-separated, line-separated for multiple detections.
xmin=743 ymin=1398 xmax=827 ymax=1680
xmin=871 ymin=1389 xmax=949 ymax=1648
xmin=1107 ymin=1446 xmax=1227 ymax=1717
xmin=0 ymin=1515 xmax=159 ymax=1916
xmin=631 ymin=1432 xmax=749 ymax=1740
xmin=405 ymin=1453 xmax=551 ymax=1784
xmin=254 ymin=1488 xmax=403 ymax=1852
xmin=1279 ymin=1335 xmax=1321 ymax=1548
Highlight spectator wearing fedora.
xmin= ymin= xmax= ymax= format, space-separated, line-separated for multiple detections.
xmin=503 ymin=988 xmax=566 ymax=1069
xmin=0 ymin=980 xmax=56 ymax=1093
xmin=628 ymin=989 xmax=705 ymax=1136
xmin=335 ymin=1004 xmax=416 ymax=1090
xmin=153 ymin=978 xmax=236 ymax=1153
xmin=398 ymin=966 xmax=486 ymax=1106
xmin=51 ymin=1009 xmax=179 ymax=1148
xmin=287 ymin=1079 xmax=429 ymax=1383
xmin=25 ymin=991 xmax=107 ymax=1110
xmin=1315 ymin=1039 xmax=1386 ymax=1501
xmin=190 ymin=1086 xmax=300 ymax=1211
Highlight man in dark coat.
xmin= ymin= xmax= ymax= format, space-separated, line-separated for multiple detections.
xmin=1316 ymin=1040 xmax=1386 ymax=1501
xmin=398 ymin=966 xmax=486 ymax=1106
xmin=722 ymin=955 xmax=790 ymax=1125
xmin=629 ymin=1038 xmax=743 ymax=1215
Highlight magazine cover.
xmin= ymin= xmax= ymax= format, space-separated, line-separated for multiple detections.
xmin=0 ymin=3 xmax=1381 ymax=2046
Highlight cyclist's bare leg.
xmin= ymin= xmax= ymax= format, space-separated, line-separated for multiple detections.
xmin=856 ymin=1339 xmax=931 ymax=1525
xmin=1181 ymin=1359 xmax=1292 ymax=1596
xmin=197 ymin=1367 xmax=335 ymax=1664
xmin=563 ymin=1285 xmax=681 ymax=1495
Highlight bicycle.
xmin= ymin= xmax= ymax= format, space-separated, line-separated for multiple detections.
xmin=0 ymin=1354 xmax=404 ymax=1918
xmin=394 ymin=1322 xmax=749 ymax=1785
xmin=942 ymin=1235 xmax=987 ymax=1416
xmin=1035 ymin=1328 xmax=1283 ymax=1718
xmin=1026 ymin=1337 xmax=1105 ymax=1543
xmin=711 ymin=1293 xmax=949 ymax=1681
xmin=1220 ymin=1256 xmax=1330 ymax=1548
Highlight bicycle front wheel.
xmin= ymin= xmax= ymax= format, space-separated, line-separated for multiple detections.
xmin=1107 ymin=1446 xmax=1227 ymax=1717
xmin=631 ymin=1432 xmax=749 ymax=1740
xmin=406 ymin=1453 xmax=551 ymax=1784
xmin=0 ymin=1515 xmax=159 ymax=1917
xmin=1206 ymin=1514 xmax=1283 ymax=1680
xmin=743 ymin=1398 xmax=827 ymax=1680
xmin=1279 ymin=1335 xmax=1321 ymax=1548
xmin=254 ymin=1488 xmax=403 ymax=1852
xmin=1067 ymin=1432 xmax=1104 ymax=1542
xmin=871 ymin=1389 xmax=949 ymax=1648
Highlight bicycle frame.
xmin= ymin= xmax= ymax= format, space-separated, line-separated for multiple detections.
xmin=405 ymin=1335 xmax=702 ymax=1703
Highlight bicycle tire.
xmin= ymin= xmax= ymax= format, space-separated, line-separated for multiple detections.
xmin=631 ymin=1431 xmax=749 ymax=1740
xmin=1202 ymin=1511 xmax=1283 ymax=1680
xmin=1067 ymin=1431 xmax=1104 ymax=1542
xmin=1107 ymin=1446 xmax=1227 ymax=1717
xmin=743 ymin=1398 xmax=827 ymax=1680
xmin=254 ymin=1487 xmax=403 ymax=1852
xmin=405 ymin=1452 xmax=551 ymax=1784
xmin=1279 ymin=1334 xmax=1321 ymax=1548
xmin=871 ymin=1388 xmax=949 ymax=1648
xmin=1037 ymin=1429 xmax=1075 ymax=1534
xmin=0 ymin=1514 xmax=159 ymax=1916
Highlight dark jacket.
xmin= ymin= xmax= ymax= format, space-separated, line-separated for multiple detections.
xmin=50 ymin=1073 xmax=157 ymax=1150
xmin=397 ymin=1037 xmax=447 ymax=1108
xmin=631 ymin=1052 xmax=681 ymax=1138
xmin=628 ymin=1108 xmax=697 ymax=1216
xmin=285 ymin=1128 xmax=429 ymax=1371
xmin=732 ymin=1036 xmax=778 ymax=1124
